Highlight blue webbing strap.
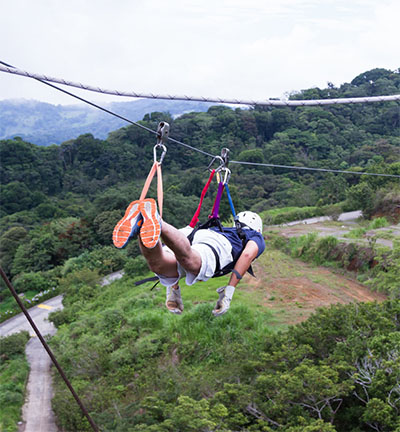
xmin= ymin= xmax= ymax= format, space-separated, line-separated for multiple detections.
xmin=225 ymin=184 xmax=236 ymax=219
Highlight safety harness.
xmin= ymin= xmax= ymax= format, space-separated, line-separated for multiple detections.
xmin=187 ymin=149 xmax=255 ymax=278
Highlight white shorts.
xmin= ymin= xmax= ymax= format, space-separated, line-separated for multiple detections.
xmin=156 ymin=227 xmax=233 ymax=287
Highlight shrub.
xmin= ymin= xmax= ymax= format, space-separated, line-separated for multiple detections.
xmin=344 ymin=227 xmax=367 ymax=239
xmin=0 ymin=331 xmax=30 ymax=357
xmin=366 ymin=240 xmax=400 ymax=297
xmin=368 ymin=217 xmax=389 ymax=230
xmin=13 ymin=271 xmax=54 ymax=294
xmin=62 ymin=246 xmax=128 ymax=276
xmin=123 ymin=256 xmax=149 ymax=278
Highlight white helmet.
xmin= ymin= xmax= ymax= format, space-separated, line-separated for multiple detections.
xmin=235 ymin=211 xmax=263 ymax=232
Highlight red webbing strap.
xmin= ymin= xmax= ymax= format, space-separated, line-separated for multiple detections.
xmin=139 ymin=161 xmax=163 ymax=217
xmin=189 ymin=169 xmax=215 ymax=228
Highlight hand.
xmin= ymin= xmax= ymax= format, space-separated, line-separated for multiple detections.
xmin=212 ymin=285 xmax=235 ymax=316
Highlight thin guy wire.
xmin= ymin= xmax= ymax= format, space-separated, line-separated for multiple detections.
xmin=37 ymin=80 xmax=214 ymax=158
xmin=1 ymin=63 xmax=400 ymax=106
xmin=0 ymin=266 xmax=99 ymax=432
xmin=229 ymin=160 xmax=400 ymax=178
xmin=0 ymin=61 xmax=213 ymax=158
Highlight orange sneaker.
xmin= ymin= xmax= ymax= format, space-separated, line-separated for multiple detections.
xmin=113 ymin=200 xmax=143 ymax=248
xmin=139 ymin=198 xmax=161 ymax=249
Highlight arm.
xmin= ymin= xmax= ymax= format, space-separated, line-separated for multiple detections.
xmin=212 ymin=240 xmax=259 ymax=316
xmin=228 ymin=240 xmax=259 ymax=287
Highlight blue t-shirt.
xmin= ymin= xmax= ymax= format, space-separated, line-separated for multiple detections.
xmin=210 ymin=227 xmax=265 ymax=262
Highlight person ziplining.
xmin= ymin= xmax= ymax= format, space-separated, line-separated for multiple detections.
xmin=112 ymin=122 xmax=265 ymax=316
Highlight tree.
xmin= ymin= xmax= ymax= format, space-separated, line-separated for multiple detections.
xmin=0 ymin=226 xmax=27 ymax=275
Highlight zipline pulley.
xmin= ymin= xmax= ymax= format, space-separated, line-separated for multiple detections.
xmin=221 ymin=147 xmax=230 ymax=167
xmin=154 ymin=121 xmax=169 ymax=164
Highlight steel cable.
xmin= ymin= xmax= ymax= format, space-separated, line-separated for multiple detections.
xmin=1 ymin=63 xmax=400 ymax=106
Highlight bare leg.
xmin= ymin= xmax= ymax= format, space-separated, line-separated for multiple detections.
xmin=160 ymin=221 xmax=202 ymax=275
xmin=139 ymin=238 xmax=179 ymax=278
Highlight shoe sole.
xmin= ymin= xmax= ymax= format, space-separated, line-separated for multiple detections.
xmin=139 ymin=199 xmax=161 ymax=249
xmin=166 ymin=301 xmax=183 ymax=314
xmin=113 ymin=200 xmax=142 ymax=248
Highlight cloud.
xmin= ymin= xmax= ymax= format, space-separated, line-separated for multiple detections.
xmin=0 ymin=0 xmax=398 ymax=105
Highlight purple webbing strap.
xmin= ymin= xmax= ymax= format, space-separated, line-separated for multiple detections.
xmin=211 ymin=182 xmax=225 ymax=219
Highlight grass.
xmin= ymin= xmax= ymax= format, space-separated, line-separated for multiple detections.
xmin=0 ymin=289 xmax=54 ymax=322
xmin=0 ymin=296 xmax=17 ymax=315
xmin=344 ymin=227 xmax=367 ymax=239
xmin=344 ymin=217 xmax=391 ymax=240
xmin=373 ymin=231 xmax=396 ymax=240
xmin=0 ymin=346 xmax=30 ymax=432
xmin=368 ymin=217 xmax=389 ymax=230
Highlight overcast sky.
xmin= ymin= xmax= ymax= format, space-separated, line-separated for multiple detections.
xmin=0 ymin=0 xmax=399 ymax=106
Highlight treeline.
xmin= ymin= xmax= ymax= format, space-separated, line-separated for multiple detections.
xmin=0 ymin=67 xmax=399 ymax=314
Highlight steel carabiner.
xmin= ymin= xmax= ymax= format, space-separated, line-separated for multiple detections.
xmin=207 ymin=155 xmax=224 ymax=172
xmin=153 ymin=143 xmax=167 ymax=164
xmin=222 ymin=167 xmax=231 ymax=184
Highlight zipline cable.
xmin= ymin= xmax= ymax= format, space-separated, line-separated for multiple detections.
xmin=229 ymin=160 xmax=400 ymax=178
xmin=1 ymin=62 xmax=400 ymax=107
xmin=0 ymin=266 xmax=99 ymax=432
xmin=1 ymin=61 xmax=399 ymax=178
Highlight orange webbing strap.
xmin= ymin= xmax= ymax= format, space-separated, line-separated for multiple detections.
xmin=189 ymin=169 xmax=215 ymax=228
xmin=139 ymin=161 xmax=164 ymax=217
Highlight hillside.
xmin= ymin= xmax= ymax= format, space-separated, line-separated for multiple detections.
xmin=0 ymin=99 xmax=212 ymax=146
xmin=46 ymin=244 xmax=398 ymax=431
xmin=1 ymin=68 xmax=399 ymax=308
xmin=0 ymin=67 xmax=399 ymax=431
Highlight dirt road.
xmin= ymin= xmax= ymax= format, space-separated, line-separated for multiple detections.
xmin=270 ymin=210 xmax=399 ymax=249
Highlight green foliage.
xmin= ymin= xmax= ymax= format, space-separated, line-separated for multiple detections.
xmin=262 ymin=206 xmax=325 ymax=225
xmin=0 ymin=331 xmax=29 ymax=358
xmin=344 ymin=217 xmax=391 ymax=241
xmin=13 ymin=271 xmax=55 ymax=294
xmin=0 ymin=332 xmax=30 ymax=432
xmin=123 ymin=255 xmax=148 ymax=278
xmin=344 ymin=227 xmax=367 ymax=239
xmin=49 ymin=265 xmax=400 ymax=431
xmin=62 ymin=246 xmax=128 ymax=276
xmin=368 ymin=216 xmax=389 ymax=229
xmin=346 ymin=183 xmax=400 ymax=221
xmin=287 ymin=233 xmax=346 ymax=267
xmin=366 ymin=240 xmax=400 ymax=297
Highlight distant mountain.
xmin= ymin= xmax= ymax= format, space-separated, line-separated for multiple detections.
xmin=0 ymin=99 xmax=214 ymax=146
